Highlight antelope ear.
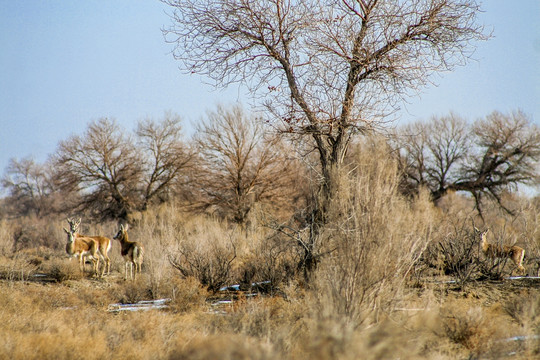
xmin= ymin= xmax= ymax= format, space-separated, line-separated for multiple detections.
xmin=63 ymin=228 xmax=69 ymax=234
xmin=120 ymin=224 xmax=124 ymax=231
xmin=124 ymin=224 xmax=129 ymax=231
xmin=76 ymin=218 xmax=81 ymax=225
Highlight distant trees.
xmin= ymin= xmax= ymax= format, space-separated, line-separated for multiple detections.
xmin=1 ymin=107 xmax=302 ymax=223
xmin=137 ymin=114 xmax=195 ymax=210
xmin=393 ymin=110 xmax=540 ymax=215
xmin=1 ymin=157 xmax=58 ymax=217
xmin=54 ymin=118 xmax=142 ymax=220
xmin=193 ymin=105 xmax=300 ymax=224
xmin=52 ymin=115 xmax=194 ymax=220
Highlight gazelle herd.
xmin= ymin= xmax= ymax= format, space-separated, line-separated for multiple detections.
xmin=63 ymin=218 xmax=144 ymax=280
xmin=62 ymin=218 xmax=529 ymax=280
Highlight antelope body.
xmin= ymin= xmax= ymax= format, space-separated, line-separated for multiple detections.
xmin=63 ymin=228 xmax=100 ymax=276
xmin=476 ymin=228 xmax=525 ymax=274
xmin=67 ymin=218 xmax=112 ymax=276
xmin=113 ymin=224 xmax=144 ymax=280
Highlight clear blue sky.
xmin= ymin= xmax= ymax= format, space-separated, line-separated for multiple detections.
xmin=1 ymin=1 xmax=539 ymax=175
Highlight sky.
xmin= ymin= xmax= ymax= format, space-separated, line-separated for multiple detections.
xmin=1 ymin=1 xmax=539 ymax=176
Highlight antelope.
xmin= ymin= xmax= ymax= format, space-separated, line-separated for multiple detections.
xmin=63 ymin=228 xmax=100 ymax=276
xmin=67 ymin=218 xmax=112 ymax=276
xmin=113 ymin=224 xmax=144 ymax=280
xmin=475 ymin=227 xmax=526 ymax=275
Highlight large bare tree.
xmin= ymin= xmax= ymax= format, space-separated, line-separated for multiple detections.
xmin=163 ymin=0 xmax=486 ymax=272
xmin=163 ymin=0 xmax=486 ymax=193
xmin=394 ymin=110 xmax=540 ymax=215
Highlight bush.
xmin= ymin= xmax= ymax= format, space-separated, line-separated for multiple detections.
xmin=168 ymin=219 xmax=237 ymax=293
xmin=44 ymin=258 xmax=83 ymax=282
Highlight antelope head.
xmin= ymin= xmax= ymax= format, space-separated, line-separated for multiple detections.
xmin=63 ymin=227 xmax=75 ymax=244
xmin=67 ymin=218 xmax=82 ymax=233
xmin=114 ymin=224 xmax=129 ymax=240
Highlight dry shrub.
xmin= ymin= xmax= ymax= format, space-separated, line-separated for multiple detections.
xmin=311 ymin=139 xmax=434 ymax=326
xmin=111 ymin=276 xmax=154 ymax=304
xmin=291 ymin=316 xmax=436 ymax=360
xmin=169 ymin=334 xmax=272 ymax=360
xmin=438 ymin=304 xmax=501 ymax=356
xmin=236 ymin=234 xmax=297 ymax=292
xmin=43 ymin=258 xmax=84 ymax=282
xmin=435 ymin=224 xmax=482 ymax=283
xmin=168 ymin=217 xmax=238 ymax=292
xmin=11 ymin=216 xmax=65 ymax=251
xmin=169 ymin=276 xmax=208 ymax=313
xmin=0 ymin=254 xmax=38 ymax=281
xmin=0 ymin=219 xmax=14 ymax=255
xmin=503 ymin=293 xmax=540 ymax=328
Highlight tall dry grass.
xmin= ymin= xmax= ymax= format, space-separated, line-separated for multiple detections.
xmin=2 ymin=138 xmax=540 ymax=359
xmin=310 ymin=139 xmax=435 ymax=327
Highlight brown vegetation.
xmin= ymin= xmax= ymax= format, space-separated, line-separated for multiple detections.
xmin=1 ymin=1 xmax=539 ymax=358
xmin=2 ymin=138 xmax=540 ymax=358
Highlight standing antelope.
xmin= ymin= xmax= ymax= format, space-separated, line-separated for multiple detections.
xmin=67 ymin=218 xmax=112 ymax=276
xmin=113 ymin=224 xmax=144 ymax=280
xmin=475 ymin=227 xmax=526 ymax=275
xmin=63 ymin=228 xmax=100 ymax=277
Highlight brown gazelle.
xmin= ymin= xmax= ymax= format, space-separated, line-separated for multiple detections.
xmin=475 ymin=227 xmax=526 ymax=275
xmin=113 ymin=224 xmax=144 ymax=280
xmin=67 ymin=218 xmax=112 ymax=276
xmin=63 ymin=228 xmax=100 ymax=276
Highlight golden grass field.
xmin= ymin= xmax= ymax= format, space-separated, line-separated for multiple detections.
xmin=1 ymin=210 xmax=539 ymax=360
xmin=1 ymin=148 xmax=540 ymax=359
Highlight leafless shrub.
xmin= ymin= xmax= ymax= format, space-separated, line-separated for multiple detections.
xmin=44 ymin=258 xmax=83 ymax=282
xmin=438 ymin=305 xmax=499 ymax=356
xmin=169 ymin=219 xmax=238 ymax=293
xmin=245 ymin=236 xmax=298 ymax=292
xmin=0 ymin=254 xmax=38 ymax=281
xmin=436 ymin=225 xmax=481 ymax=284
xmin=111 ymin=277 xmax=153 ymax=304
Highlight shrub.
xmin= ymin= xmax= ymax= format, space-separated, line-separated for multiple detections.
xmin=168 ymin=219 xmax=237 ymax=293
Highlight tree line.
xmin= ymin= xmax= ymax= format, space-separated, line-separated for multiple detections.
xmin=2 ymin=106 xmax=539 ymax=224
xmin=1 ymin=106 xmax=302 ymax=223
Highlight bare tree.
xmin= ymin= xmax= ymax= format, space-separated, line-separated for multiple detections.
xmin=395 ymin=110 xmax=540 ymax=215
xmin=394 ymin=113 xmax=471 ymax=198
xmin=194 ymin=105 xmax=298 ymax=224
xmin=163 ymin=0 xmax=486 ymax=195
xmin=53 ymin=118 xmax=143 ymax=220
xmin=163 ymin=0 xmax=487 ymax=272
xmin=137 ymin=113 xmax=195 ymax=210
xmin=1 ymin=157 xmax=57 ymax=217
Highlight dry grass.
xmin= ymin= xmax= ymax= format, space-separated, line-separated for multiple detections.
xmin=2 ymin=142 xmax=540 ymax=359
